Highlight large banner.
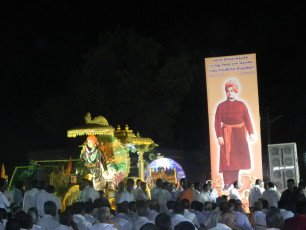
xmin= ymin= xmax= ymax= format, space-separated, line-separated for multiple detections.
xmin=205 ymin=53 xmax=262 ymax=206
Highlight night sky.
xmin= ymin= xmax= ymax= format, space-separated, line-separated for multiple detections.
xmin=2 ymin=1 xmax=306 ymax=179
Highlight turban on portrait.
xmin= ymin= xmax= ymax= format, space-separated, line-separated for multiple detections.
xmin=87 ymin=135 xmax=98 ymax=145
xmin=225 ymin=80 xmax=239 ymax=93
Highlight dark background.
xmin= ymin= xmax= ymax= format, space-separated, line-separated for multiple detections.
xmin=1 ymin=1 xmax=306 ymax=182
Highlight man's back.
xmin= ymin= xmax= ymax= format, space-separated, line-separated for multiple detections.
xmin=263 ymin=188 xmax=280 ymax=208
xmin=249 ymin=185 xmax=263 ymax=207
xmin=23 ymin=188 xmax=39 ymax=212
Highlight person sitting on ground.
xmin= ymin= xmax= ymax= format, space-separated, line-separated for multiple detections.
xmin=5 ymin=218 xmax=21 ymax=230
xmin=209 ymin=211 xmax=236 ymax=230
xmin=84 ymin=201 xmax=99 ymax=225
xmin=259 ymin=198 xmax=269 ymax=214
xmin=206 ymin=199 xmax=229 ymax=229
xmin=139 ymin=223 xmax=158 ymax=230
xmin=253 ymin=200 xmax=266 ymax=227
xmin=266 ymin=208 xmax=284 ymax=230
xmin=147 ymin=199 xmax=160 ymax=222
xmin=27 ymin=208 xmax=42 ymax=230
xmin=112 ymin=201 xmax=133 ymax=230
xmin=233 ymin=200 xmax=252 ymax=230
xmin=37 ymin=201 xmax=60 ymax=230
xmin=55 ymin=210 xmax=77 ymax=230
xmin=165 ymin=201 xmax=175 ymax=217
xmin=127 ymin=201 xmax=138 ymax=222
xmin=170 ymin=201 xmax=193 ymax=229
xmin=10 ymin=205 xmax=22 ymax=219
xmin=0 ymin=208 xmax=7 ymax=230
xmin=91 ymin=206 xmax=118 ymax=230
xmin=180 ymin=199 xmax=199 ymax=228
xmin=202 ymin=201 xmax=212 ymax=227
xmin=284 ymin=212 xmax=306 ymax=230
xmin=134 ymin=200 xmax=154 ymax=230
xmin=174 ymin=221 xmax=195 ymax=230
xmin=71 ymin=202 xmax=92 ymax=230
xmin=190 ymin=200 xmax=204 ymax=226
xmin=155 ymin=213 xmax=171 ymax=230
xmin=278 ymin=200 xmax=294 ymax=220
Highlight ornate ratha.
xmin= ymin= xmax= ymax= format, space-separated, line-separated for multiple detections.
xmin=114 ymin=125 xmax=157 ymax=180
xmin=67 ymin=112 xmax=157 ymax=189
xmin=67 ymin=113 xmax=130 ymax=190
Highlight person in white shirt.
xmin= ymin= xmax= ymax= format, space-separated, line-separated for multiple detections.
xmin=92 ymin=206 xmax=118 ymax=230
xmin=35 ymin=181 xmax=51 ymax=218
xmin=209 ymin=211 xmax=236 ymax=230
xmin=229 ymin=181 xmax=241 ymax=201
xmin=46 ymin=185 xmax=62 ymax=214
xmin=200 ymin=184 xmax=210 ymax=204
xmin=155 ymin=213 xmax=171 ymax=230
xmin=84 ymin=201 xmax=99 ymax=225
xmin=233 ymin=201 xmax=253 ymax=230
xmin=12 ymin=180 xmax=24 ymax=208
xmin=168 ymin=183 xmax=177 ymax=201
xmin=157 ymin=182 xmax=171 ymax=213
xmin=134 ymin=182 xmax=149 ymax=201
xmin=265 ymin=208 xmax=284 ymax=230
xmin=151 ymin=179 xmax=163 ymax=201
xmin=55 ymin=210 xmax=76 ymax=230
xmin=193 ymin=182 xmax=206 ymax=204
xmin=147 ymin=199 xmax=160 ymax=222
xmin=134 ymin=201 xmax=154 ymax=230
xmin=79 ymin=178 xmax=100 ymax=203
xmin=0 ymin=208 xmax=7 ymax=230
xmin=23 ymin=179 xmax=39 ymax=213
xmin=206 ymin=180 xmax=218 ymax=203
xmin=72 ymin=202 xmax=92 ymax=230
xmin=174 ymin=178 xmax=186 ymax=201
xmin=37 ymin=201 xmax=60 ymax=230
xmin=170 ymin=202 xmax=193 ymax=228
xmin=180 ymin=199 xmax=199 ymax=228
xmin=27 ymin=208 xmax=43 ymax=230
xmin=117 ymin=178 xmax=135 ymax=203
xmin=249 ymin=179 xmax=264 ymax=208
xmin=0 ymin=179 xmax=10 ymax=211
xmin=278 ymin=200 xmax=294 ymax=220
xmin=114 ymin=182 xmax=125 ymax=204
xmin=112 ymin=201 xmax=133 ymax=230
xmin=262 ymin=182 xmax=280 ymax=208
xmin=253 ymin=201 xmax=266 ymax=226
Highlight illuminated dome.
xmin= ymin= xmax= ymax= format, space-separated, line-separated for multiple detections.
xmin=146 ymin=157 xmax=186 ymax=181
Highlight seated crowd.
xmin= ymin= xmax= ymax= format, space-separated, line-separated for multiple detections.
xmin=1 ymin=176 xmax=306 ymax=230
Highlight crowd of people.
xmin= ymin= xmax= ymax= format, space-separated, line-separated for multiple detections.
xmin=1 ymin=176 xmax=306 ymax=230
